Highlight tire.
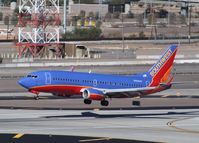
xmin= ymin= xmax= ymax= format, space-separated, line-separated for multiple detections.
xmin=132 ymin=100 xmax=140 ymax=106
xmin=101 ymin=100 xmax=109 ymax=106
xmin=84 ymin=99 xmax=92 ymax=104
xmin=34 ymin=96 xmax=39 ymax=100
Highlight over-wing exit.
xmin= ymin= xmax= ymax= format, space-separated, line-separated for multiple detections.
xmin=18 ymin=44 xmax=178 ymax=106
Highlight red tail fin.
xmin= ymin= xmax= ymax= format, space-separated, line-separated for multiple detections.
xmin=148 ymin=44 xmax=178 ymax=86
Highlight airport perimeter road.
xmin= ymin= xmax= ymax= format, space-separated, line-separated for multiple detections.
xmin=0 ymin=109 xmax=198 ymax=143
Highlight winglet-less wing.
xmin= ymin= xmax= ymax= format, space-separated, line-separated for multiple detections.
xmin=95 ymin=87 xmax=157 ymax=94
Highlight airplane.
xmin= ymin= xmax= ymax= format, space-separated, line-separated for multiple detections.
xmin=18 ymin=44 xmax=178 ymax=106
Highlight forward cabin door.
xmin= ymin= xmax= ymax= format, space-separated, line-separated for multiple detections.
xmin=145 ymin=81 xmax=150 ymax=87
xmin=45 ymin=72 xmax=51 ymax=85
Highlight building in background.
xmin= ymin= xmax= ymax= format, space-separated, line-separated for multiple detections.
xmin=69 ymin=3 xmax=108 ymax=17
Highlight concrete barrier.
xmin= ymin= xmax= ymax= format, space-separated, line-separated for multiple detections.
xmin=12 ymin=58 xmax=34 ymax=63
xmin=136 ymin=55 xmax=185 ymax=60
xmin=175 ymin=59 xmax=199 ymax=64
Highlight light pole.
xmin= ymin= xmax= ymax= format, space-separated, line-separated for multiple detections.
xmin=98 ymin=0 xmax=102 ymax=20
xmin=188 ymin=3 xmax=192 ymax=44
xmin=6 ymin=15 xmax=10 ymax=40
xmin=143 ymin=1 xmax=146 ymax=25
xmin=63 ymin=0 xmax=67 ymax=33
xmin=79 ymin=0 xmax=80 ymax=14
xmin=168 ymin=0 xmax=170 ymax=26
xmin=121 ymin=13 xmax=124 ymax=53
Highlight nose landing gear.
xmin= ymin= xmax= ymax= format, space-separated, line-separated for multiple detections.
xmin=29 ymin=89 xmax=40 ymax=100
xmin=34 ymin=94 xmax=39 ymax=100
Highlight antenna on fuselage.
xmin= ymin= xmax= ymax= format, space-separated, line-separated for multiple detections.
xmin=69 ymin=66 xmax=75 ymax=72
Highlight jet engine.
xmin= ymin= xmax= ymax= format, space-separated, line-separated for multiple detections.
xmin=82 ymin=88 xmax=105 ymax=101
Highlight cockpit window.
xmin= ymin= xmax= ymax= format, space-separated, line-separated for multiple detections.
xmin=27 ymin=75 xmax=38 ymax=78
xmin=32 ymin=75 xmax=38 ymax=78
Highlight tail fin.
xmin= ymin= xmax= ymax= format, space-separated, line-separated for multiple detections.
xmin=148 ymin=44 xmax=178 ymax=86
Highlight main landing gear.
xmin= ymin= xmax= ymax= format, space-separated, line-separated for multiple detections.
xmin=34 ymin=94 xmax=39 ymax=100
xmin=132 ymin=100 xmax=141 ymax=106
xmin=101 ymin=100 xmax=109 ymax=106
xmin=84 ymin=99 xmax=92 ymax=104
xmin=84 ymin=99 xmax=109 ymax=106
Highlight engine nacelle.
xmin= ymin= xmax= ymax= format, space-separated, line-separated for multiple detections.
xmin=81 ymin=88 xmax=105 ymax=101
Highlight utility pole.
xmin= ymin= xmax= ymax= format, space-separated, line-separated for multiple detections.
xmin=168 ymin=0 xmax=170 ymax=26
xmin=143 ymin=1 xmax=146 ymax=25
xmin=121 ymin=13 xmax=124 ymax=52
xmin=6 ymin=15 xmax=10 ymax=40
xmin=79 ymin=0 xmax=80 ymax=14
xmin=64 ymin=0 xmax=67 ymax=33
xmin=98 ymin=0 xmax=102 ymax=20
xmin=188 ymin=3 xmax=192 ymax=44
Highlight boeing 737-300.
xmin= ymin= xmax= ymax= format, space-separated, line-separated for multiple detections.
xmin=18 ymin=44 xmax=178 ymax=106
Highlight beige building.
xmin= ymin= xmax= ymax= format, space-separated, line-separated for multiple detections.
xmin=69 ymin=4 xmax=108 ymax=17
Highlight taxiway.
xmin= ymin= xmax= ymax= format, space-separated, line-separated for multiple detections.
xmin=0 ymin=109 xmax=198 ymax=143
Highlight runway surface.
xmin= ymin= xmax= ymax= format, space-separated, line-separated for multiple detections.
xmin=0 ymin=109 xmax=198 ymax=143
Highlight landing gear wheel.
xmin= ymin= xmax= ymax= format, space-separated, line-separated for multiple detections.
xmin=34 ymin=95 xmax=39 ymax=100
xmin=132 ymin=100 xmax=140 ymax=106
xmin=101 ymin=100 xmax=109 ymax=106
xmin=84 ymin=99 xmax=92 ymax=104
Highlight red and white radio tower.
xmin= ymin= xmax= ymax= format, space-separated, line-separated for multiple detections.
xmin=17 ymin=0 xmax=62 ymax=58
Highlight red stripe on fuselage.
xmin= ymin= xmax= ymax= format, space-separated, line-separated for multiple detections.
xmin=30 ymin=85 xmax=89 ymax=95
xmin=30 ymin=84 xmax=170 ymax=98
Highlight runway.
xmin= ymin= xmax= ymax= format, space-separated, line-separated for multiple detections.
xmin=0 ymin=108 xmax=198 ymax=143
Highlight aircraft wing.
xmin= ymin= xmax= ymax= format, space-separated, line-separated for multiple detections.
xmin=98 ymin=87 xmax=156 ymax=94
xmin=94 ymin=87 xmax=156 ymax=98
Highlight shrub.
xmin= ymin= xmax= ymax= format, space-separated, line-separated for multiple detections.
xmin=62 ymin=27 xmax=102 ymax=40
xmin=139 ymin=31 xmax=145 ymax=39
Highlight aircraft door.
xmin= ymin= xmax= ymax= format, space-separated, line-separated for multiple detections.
xmin=45 ymin=72 xmax=51 ymax=85
xmin=145 ymin=81 xmax=150 ymax=86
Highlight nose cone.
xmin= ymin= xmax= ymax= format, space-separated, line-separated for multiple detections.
xmin=18 ymin=77 xmax=30 ymax=89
